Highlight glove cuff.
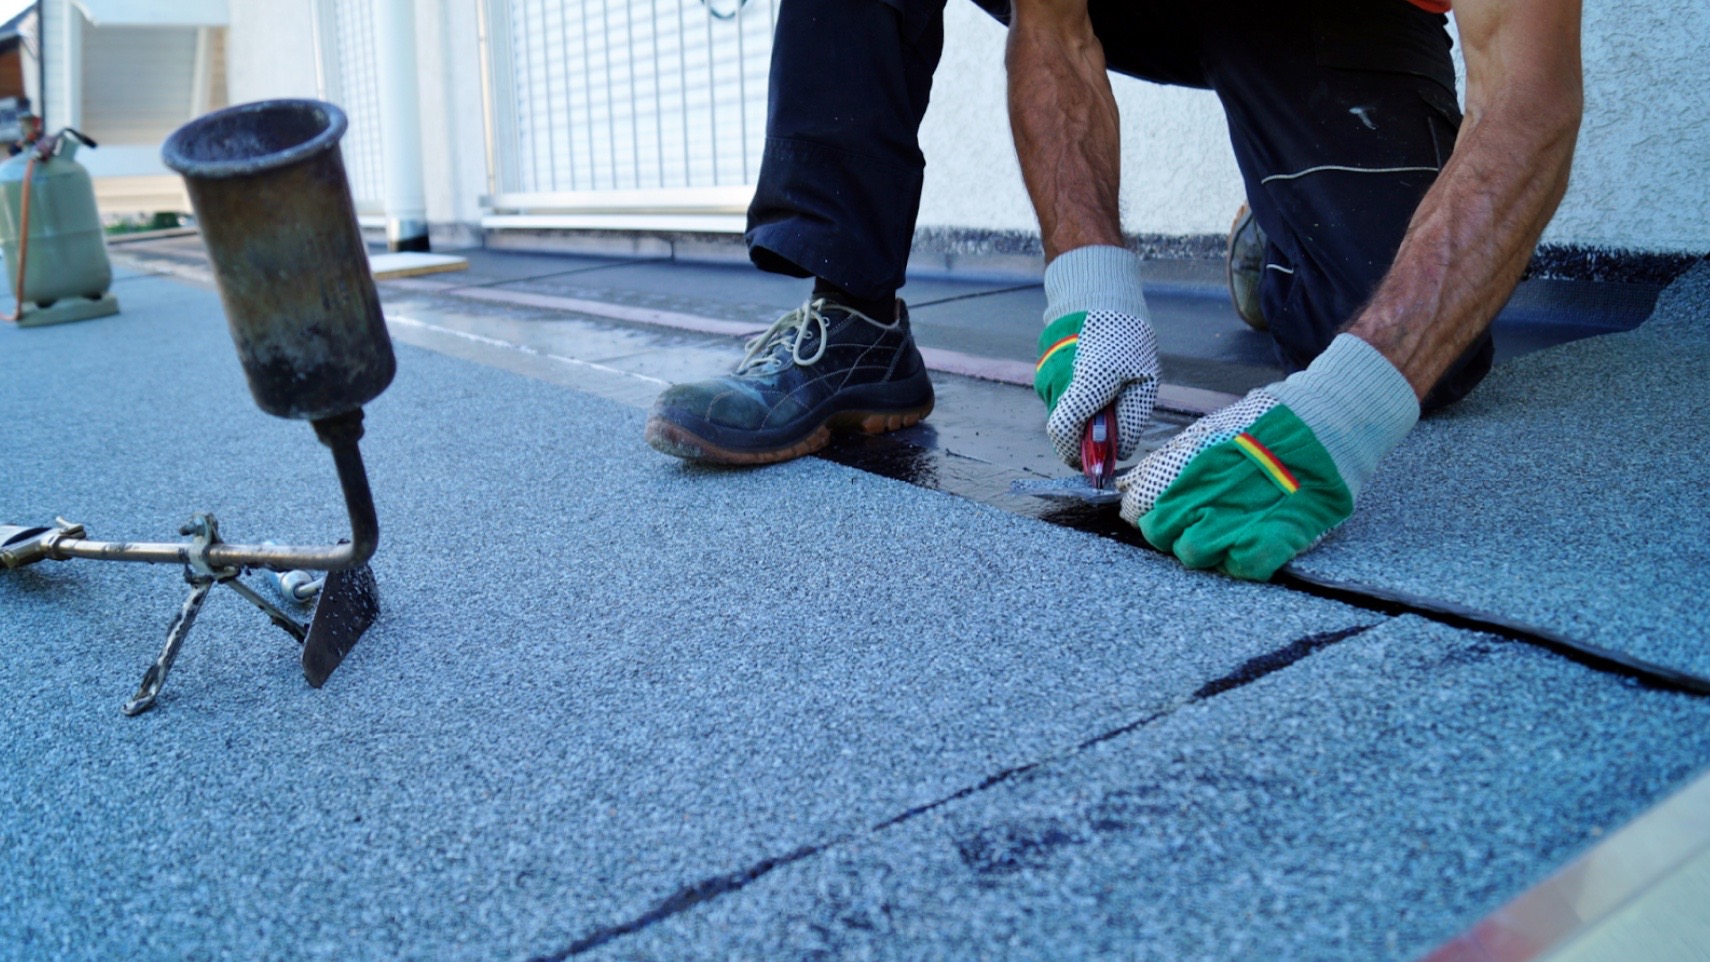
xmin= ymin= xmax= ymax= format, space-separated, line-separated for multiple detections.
xmin=1043 ymin=245 xmax=1148 ymax=323
xmin=1268 ymin=334 xmax=1419 ymax=499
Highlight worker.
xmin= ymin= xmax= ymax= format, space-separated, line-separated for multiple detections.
xmin=644 ymin=0 xmax=1583 ymax=581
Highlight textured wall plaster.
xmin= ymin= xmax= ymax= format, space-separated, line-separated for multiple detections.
xmin=225 ymin=0 xmax=319 ymax=105
xmin=1533 ymin=0 xmax=1710 ymax=252
xmin=916 ymin=2 xmax=1247 ymax=239
xmin=220 ymin=0 xmax=1707 ymax=256
xmin=918 ymin=0 xmax=1710 ymax=254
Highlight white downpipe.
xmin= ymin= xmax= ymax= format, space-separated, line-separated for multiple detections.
xmin=375 ymin=0 xmax=429 ymax=251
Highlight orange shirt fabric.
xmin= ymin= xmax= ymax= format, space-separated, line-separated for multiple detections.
xmin=1408 ymin=0 xmax=1451 ymax=12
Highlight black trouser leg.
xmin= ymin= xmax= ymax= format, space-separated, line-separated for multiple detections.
xmin=1198 ymin=0 xmax=1493 ymax=409
xmin=745 ymin=0 xmax=948 ymax=301
xmin=987 ymin=0 xmax=1494 ymax=410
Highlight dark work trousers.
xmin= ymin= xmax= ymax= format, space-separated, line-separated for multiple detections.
xmin=745 ymin=0 xmax=1494 ymax=408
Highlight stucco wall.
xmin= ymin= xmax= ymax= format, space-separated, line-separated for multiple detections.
xmin=917 ymin=1 xmax=1246 ymax=240
xmin=1540 ymin=0 xmax=1710 ymax=252
xmin=916 ymin=0 xmax=1710 ymax=255
xmin=216 ymin=0 xmax=1706 ymax=255
xmin=225 ymin=0 xmax=319 ymax=104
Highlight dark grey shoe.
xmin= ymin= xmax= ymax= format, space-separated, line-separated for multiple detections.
xmin=645 ymin=298 xmax=935 ymax=465
xmin=1227 ymin=203 xmax=1269 ymax=333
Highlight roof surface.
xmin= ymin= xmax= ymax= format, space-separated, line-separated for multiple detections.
xmin=1 ymin=250 xmax=1705 ymax=961
xmin=1292 ymin=262 xmax=1710 ymax=676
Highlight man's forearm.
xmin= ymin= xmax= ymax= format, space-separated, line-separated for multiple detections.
xmin=1006 ymin=0 xmax=1124 ymax=262
xmin=1349 ymin=12 xmax=1583 ymax=400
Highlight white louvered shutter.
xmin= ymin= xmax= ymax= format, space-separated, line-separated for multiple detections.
xmin=80 ymin=26 xmax=200 ymax=145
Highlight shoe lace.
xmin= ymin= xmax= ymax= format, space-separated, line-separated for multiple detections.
xmin=736 ymin=298 xmax=835 ymax=375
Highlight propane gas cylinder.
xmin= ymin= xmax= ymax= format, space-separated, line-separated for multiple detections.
xmin=0 ymin=133 xmax=114 ymax=306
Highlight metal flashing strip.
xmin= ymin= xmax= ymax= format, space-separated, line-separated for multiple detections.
xmin=105 ymin=226 xmax=203 ymax=246
xmin=1272 ymin=569 xmax=1710 ymax=696
xmin=482 ymin=214 xmax=749 ymax=233
xmin=448 ymin=286 xmax=769 ymax=338
xmin=482 ymin=186 xmax=754 ymax=215
xmin=1419 ymin=768 xmax=1710 ymax=962
xmin=385 ymin=315 xmax=669 ymax=387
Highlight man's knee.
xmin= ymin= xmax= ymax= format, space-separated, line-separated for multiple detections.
xmin=1257 ymin=240 xmax=1381 ymax=376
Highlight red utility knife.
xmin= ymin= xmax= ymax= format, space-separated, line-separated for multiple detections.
xmin=1081 ymin=404 xmax=1119 ymax=491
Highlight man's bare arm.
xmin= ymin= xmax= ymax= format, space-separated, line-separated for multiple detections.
xmin=1007 ymin=0 xmax=1124 ymax=261
xmin=1347 ymin=0 xmax=1584 ymax=400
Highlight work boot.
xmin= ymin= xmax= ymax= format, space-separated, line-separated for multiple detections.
xmin=645 ymin=298 xmax=935 ymax=465
xmin=1226 ymin=203 xmax=1269 ymax=332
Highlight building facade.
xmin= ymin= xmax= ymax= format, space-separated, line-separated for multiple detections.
xmin=30 ymin=0 xmax=1710 ymax=262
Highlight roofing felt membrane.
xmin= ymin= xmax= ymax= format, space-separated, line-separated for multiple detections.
xmin=0 ymin=275 xmax=1364 ymax=959
xmin=591 ymin=617 xmax=1710 ymax=962
xmin=1 ymin=264 xmax=1705 ymax=960
xmin=1289 ymin=261 xmax=1710 ymax=680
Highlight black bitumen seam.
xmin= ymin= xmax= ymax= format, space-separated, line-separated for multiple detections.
xmin=1189 ymin=624 xmax=1373 ymax=699
xmin=1273 ymin=568 xmax=1710 ymax=696
xmin=446 ymin=257 xmax=674 ymax=290
xmin=530 ymin=622 xmax=1377 ymax=960
xmin=532 ymin=843 xmax=833 ymax=960
xmin=906 ymin=283 xmax=1044 ymax=310
xmin=812 ymin=434 xmax=1710 ymax=697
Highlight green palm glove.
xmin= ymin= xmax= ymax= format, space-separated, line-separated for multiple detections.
xmin=1118 ymin=334 xmax=1419 ymax=580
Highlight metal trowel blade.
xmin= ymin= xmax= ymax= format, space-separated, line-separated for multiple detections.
xmin=301 ymin=562 xmax=381 ymax=688
xmin=1010 ymin=476 xmax=1123 ymax=506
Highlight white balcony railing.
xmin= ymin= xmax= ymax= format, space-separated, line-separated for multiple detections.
xmin=481 ymin=0 xmax=776 ymax=229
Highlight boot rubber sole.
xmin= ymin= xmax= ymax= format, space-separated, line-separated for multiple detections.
xmin=1227 ymin=203 xmax=1269 ymax=333
xmin=645 ymin=400 xmax=935 ymax=466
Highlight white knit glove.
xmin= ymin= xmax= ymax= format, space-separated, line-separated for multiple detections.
xmin=1033 ymin=247 xmax=1161 ymax=468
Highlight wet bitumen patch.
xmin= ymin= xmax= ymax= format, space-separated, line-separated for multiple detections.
xmin=411 ymin=253 xmax=1029 ymax=328
xmin=369 ymin=291 xmax=1134 ymax=480
xmin=585 ymin=617 xmax=1710 ymax=962
xmin=1 ymin=273 xmax=1377 ymax=961
xmin=1289 ymin=261 xmax=1710 ymax=679
xmin=371 ymin=246 xmax=1655 ymax=408
xmin=901 ymin=284 xmax=1287 ymax=397
xmin=110 ymin=237 xmax=1656 ymax=406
